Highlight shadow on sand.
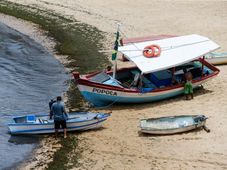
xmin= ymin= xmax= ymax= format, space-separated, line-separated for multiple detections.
xmin=90 ymin=85 xmax=214 ymax=112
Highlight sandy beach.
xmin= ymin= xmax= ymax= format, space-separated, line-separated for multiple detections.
xmin=1 ymin=0 xmax=227 ymax=169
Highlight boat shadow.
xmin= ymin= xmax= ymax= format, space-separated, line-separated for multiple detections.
xmin=69 ymin=126 xmax=107 ymax=135
xmin=8 ymin=135 xmax=41 ymax=145
xmin=138 ymin=126 xmax=208 ymax=138
xmin=8 ymin=127 xmax=107 ymax=143
xmin=101 ymin=86 xmax=213 ymax=111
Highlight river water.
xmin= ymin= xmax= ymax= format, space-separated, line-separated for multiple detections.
xmin=0 ymin=23 xmax=69 ymax=169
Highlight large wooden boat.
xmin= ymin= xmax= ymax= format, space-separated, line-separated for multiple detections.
xmin=73 ymin=34 xmax=220 ymax=107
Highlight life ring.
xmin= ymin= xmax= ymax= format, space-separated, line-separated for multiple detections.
xmin=143 ymin=45 xmax=161 ymax=58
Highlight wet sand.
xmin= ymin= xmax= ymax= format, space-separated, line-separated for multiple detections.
xmin=0 ymin=13 xmax=68 ymax=170
xmin=2 ymin=0 xmax=227 ymax=169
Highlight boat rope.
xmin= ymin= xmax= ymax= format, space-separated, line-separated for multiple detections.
xmin=92 ymin=96 xmax=121 ymax=109
xmin=91 ymin=87 xmax=128 ymax=109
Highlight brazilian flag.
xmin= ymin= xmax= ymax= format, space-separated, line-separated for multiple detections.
xmin=112 ymin=31 xmax=120 ymax=61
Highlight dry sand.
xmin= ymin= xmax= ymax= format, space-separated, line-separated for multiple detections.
xmin=2 ymin=0 xmax=227 ymax=169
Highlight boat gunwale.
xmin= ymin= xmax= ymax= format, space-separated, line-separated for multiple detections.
xmin=75 ymin=59 xmax=219 ymax=93
xmin=140 ymin=124 xmax=200 ymax=132
xmin=140 ymin=124 xmax=205 ymax=135
xmin=140 ymin=114 xmax=202 ymax=121
xmin=140 ymin=115 xmax=206 ymax=131
xmin=8 ymin=113 xmax=110 ymax=126
xmin=9 ymin=119 xmax=107 ymax=134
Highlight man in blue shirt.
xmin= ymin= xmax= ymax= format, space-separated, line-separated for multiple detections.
xmin=50 ymin=96 xmax=68 ymax=138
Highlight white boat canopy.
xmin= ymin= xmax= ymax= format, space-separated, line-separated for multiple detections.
xmin=118 ymin=34 xmax=220 ymax=74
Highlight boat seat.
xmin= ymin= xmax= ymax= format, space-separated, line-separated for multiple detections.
xmin=38 ymin=119 xmax=49 ymax=124
xmin=38 ymin=118 xmax=44 ymax=124
xmin=43 ymin=120 xmax=48 ymax=123
xmin=103 ymin=78 xmax=123 ymax=87
xmin=90 ymin=72 xmax=110 ymax=83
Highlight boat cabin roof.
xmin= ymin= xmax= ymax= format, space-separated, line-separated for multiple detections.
xmin=118 ymin=34 xmax=219 ymax=74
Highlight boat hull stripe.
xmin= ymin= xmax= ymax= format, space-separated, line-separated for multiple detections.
xmin=9 ymin=119 xmax=106 ymax=134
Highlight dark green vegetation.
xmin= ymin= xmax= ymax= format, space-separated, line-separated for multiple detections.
xmin=0 ymin=1 xmax=110 ymax=169
xmin=0 ymin=0 xmax=109 ymax=73
xmin=47 ymin=135 xmax=80 ymax=170
xmin=0 ymin=0 xmax=111 ymax=109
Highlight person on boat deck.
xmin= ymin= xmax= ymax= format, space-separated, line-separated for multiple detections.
xmin=50 ymin=96 xmax=68 ymax=138
xmin=184 ymin=72 xmax=194 ymax=100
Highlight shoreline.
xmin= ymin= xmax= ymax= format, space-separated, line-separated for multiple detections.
xmin=1 ymin=0 xmax=227 ymax=169
xmin=0 ymin=13 xmax=69 ymax=66
xmin=0 ymin=1 xmax=110 ymax=168
xmin=0 ymin=13 xmax=67 ymax=170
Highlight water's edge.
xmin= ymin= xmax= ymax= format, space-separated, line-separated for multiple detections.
xmin=0 ymin=1 xmax=110 ymax=169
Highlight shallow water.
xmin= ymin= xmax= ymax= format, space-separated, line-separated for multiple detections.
xmin=0 ymin=23 xmax=69 ymax=169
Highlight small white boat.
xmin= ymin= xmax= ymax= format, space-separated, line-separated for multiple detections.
xmin=140 ymin=115 xmax=208 ymax=135
xmin=8 ymin=112 xmax=110 ymax=135
xmin=205 ymin=52 xmax=227 ymax=65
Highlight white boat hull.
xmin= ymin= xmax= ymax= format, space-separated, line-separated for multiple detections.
xmin=206 ymin=56 xmax=227 ymax=65
xmin=8 ymin=112 xmax=110 ymax=135
xmin=140 ymin=123 xmax=205 ymax=135
xmin=140 ymin=115 xmax=207 ymax=135
xmin=78 ymin=77 xmax=212 ymax=107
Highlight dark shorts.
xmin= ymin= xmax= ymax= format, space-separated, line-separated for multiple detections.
xmin=54 ymin=120 xmax=67 ymax=129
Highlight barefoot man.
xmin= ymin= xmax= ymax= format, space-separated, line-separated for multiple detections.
xmin=50 ymin=96 xmax=68 ymax=138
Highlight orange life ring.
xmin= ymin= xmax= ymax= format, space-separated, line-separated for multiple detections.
xmin=143 ymin=44 xmax=161 ymax=58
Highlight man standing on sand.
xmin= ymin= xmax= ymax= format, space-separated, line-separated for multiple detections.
xmin=184 ymin=72 xmax=194 ymax=100
xmin=50 ymin=96 xmax=68 ymax=138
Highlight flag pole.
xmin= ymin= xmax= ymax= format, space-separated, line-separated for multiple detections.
xmin=112 ymin=23 xmax=121 ymax=79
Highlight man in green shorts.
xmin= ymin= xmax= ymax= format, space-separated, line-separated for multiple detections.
xmin=184 ymin=72 xmax=194 ymax=100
